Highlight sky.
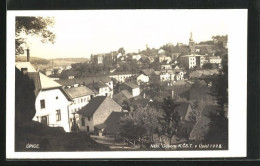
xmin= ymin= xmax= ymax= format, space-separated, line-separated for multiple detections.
xmin=19 ymin=10 xmax=230 ymax=59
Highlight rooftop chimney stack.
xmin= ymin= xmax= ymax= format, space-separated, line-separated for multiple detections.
xmin=26 ymin=48 xmax=30 ymax=62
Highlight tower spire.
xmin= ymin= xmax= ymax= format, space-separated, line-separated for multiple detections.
xmin=189 ymin=32 xmax=193 ymax=42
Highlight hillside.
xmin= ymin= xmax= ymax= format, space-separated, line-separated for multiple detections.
xmin=51 ymin=58 xmax=89 ymax=67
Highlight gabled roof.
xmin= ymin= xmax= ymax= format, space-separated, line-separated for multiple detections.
xmin=141 ymin=69 xmax=155 ymax=76
xmin=122 ymin=82 xmax=139 ymax=89
xmin=113 ymin=90 xmax=133 ymax=105
xmin=63 ymin=86 xmax=95 ymax=99
xmin=39 ymin=72 xmax=62 ymax=89
xmin=56 ymin=76 xmax=112 ymax=86
xmin=15 ymin=62 xmax=37 ymax=72
xmin=77 ymin=96 xmax=107 ymax=116
xmin=103 ymin=112 xmax=128 ymax=134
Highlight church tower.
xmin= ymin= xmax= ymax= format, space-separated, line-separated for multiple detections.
xmin=189 ymin=32 xmax=196 ymax=54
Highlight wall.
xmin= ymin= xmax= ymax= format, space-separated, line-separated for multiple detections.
xmin=33 ymin=88 xmax=71 ymax=132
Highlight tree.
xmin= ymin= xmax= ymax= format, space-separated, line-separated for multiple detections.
xmin=15 ymin=68 xmax=36 ymax=124
xmin=161 ymin=96 xmax=182 ymax=144
xmin=16 ymin=17 xmax=56 ymax=55
xmin=204 ymin=54 xmax=228 ymax=148
xmin=118 ymin=47 xmax=126 ymax=56
xmin=119 ymin=108 xmax=162 ymax=142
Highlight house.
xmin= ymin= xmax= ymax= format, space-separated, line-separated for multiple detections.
xmin=160 ymin=71 xmax=175 ymax=82
xmin=208 ymin=56 xmax=222 ymax=64
xmin=136 ymin=74 xmax=149 ymax=85
xmin=45 ymin=68 xmax=53 ymax=76
xmin=141 ymin=69 xmax=155 ymax=77
xmin=56 ymin=76 xmax=113 ymax=90
xmin=179 ymin=54 xmax=205 ymax=69
xmin=26 ymin=71 xmax=72 ymax=132
xmin=16 ymin=54 xmax=72 ymax=132
xmin=131 ymin=54 xmax=142 ymax=61
xmin=15 ymin=62 xmax=37 ymax=72
xmin=91 ymin=54 xmax=104 ymax=64
xmin=109 ymin=72 xmax=135 ymax=83
xmin=159 ymin=55 xmax=172 ymax=63
xmin=189 ymin=105 xmax=219 ymax=141
xmin=90 ymin=81 xmax=113 ymax=97
xmin=63 ymin=86 xmax=95 ymax=128
xmin=161 ymin=64 xmax=172 ymax=70
xmin=120 ymin=82 xmax=140 ymax=97
xmin=113 ymin=90 xmax=133 ymax=106
xmin=149 ymin=71 xmax=161 ymax=83
xmin=147 ymin=56 xmax=155 ymax=63
xmin=76 ymin=96 xmax=122 ymax=134
xmin=158 ymin=49 xmax=165 ymax=55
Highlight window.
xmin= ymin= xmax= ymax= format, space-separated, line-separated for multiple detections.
xmin=40 ymin=100 xmax=45 ymax=109
xmin=56 ymin=96 xmax=59 ymax=100
xmin=81 ymin=98 xmax=83 ymax=103
xmin=87 ymin=126 xmax=90 ymax=132
xmin=88 ymin=116 xmax=91 ymax=121
xmin=56 ymin=110 xmax=61 ymax=121
xmin=81 ymin=118 xmax=85 ymax=126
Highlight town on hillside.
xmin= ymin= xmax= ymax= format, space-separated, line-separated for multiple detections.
xmin=15 ymin=32 xmax=228 ymax=151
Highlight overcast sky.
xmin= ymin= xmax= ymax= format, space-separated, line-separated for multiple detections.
xmin=21 ymin=10 xmax=230 ymax=59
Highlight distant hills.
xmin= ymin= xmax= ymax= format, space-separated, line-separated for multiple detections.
xmin=15 ymin=56 xmax=89 ymax=68
xmin=51 ymin=58 xmax=89 ymax=67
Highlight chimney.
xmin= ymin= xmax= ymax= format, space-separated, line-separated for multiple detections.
xmin=26 ymin=48 xmax=30 ymax=62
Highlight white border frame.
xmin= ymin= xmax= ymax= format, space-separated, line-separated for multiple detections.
xmin=6 ymin=9 xmax=247 ymax=159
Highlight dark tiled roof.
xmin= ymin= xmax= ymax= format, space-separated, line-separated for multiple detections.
xmin=63 ymin=86 xmax=95 ymax=99
xmin=113 ymin=90 xmax=133 ymax=105
xmin=77 ymin=96 xmax=107 ymax=116
xmin=141 ymin=69 xmax=155 ymax=76
xmin=56 ymin=76 xmax=111 ymax=86
xmin=103 ymin=112 xmax=128 ymax=134
xmin=122 ymin=82 xmax=139 ymax=89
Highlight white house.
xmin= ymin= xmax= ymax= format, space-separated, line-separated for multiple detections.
xmin=30 ymin=72 xmax=72 ymax=132
xmin=109 ymin=72 xmax=135 ymax=83
xmin=16 ymin=62 xmax=73 ymax=132
xmin=120 ymin=82 xmax=140 ymax=97
xmin=63 ymin=86 xmax=95 ymax=128
xmin=136 ymin=74 xmax=149 ymax=84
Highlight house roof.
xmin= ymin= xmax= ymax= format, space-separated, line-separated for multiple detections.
xmin=15 ymin=62 xmax=37 ymax=72
xmin=189 ymin=105 xmax=219 ymax=140
xmin=77 ymin=96 xmax=107 ymax=116
xmin=141 ymin=69 xmax=155 ymax=76
xmin=63 ymin=86 xmax=95 ymax=99
xmin=93 ymin=81 xmax=108 ymax=89
xmin=122 ymin=82 xmax=139 ymax=89
xmin=103 ymin=112 xmax=128 ymax=134
xmin=113 ymin=90 xmax=133 ymax=105
xmin=39 ymin=72 xmax=62 ymax=89
xmin=56 ymin=76 xmax=111 ymax=86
